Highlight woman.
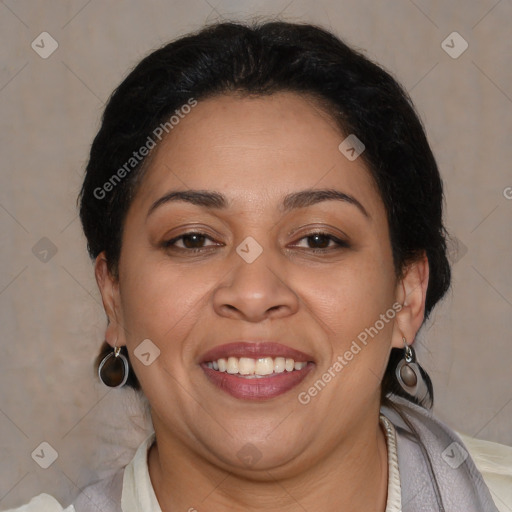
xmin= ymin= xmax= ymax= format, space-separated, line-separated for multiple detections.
xmin=6 ymin=21 xmax=512 ymax=512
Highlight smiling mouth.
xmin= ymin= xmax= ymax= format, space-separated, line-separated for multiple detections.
xmin=204 ymin=356 xmax=308 ymax=378
xmin=199 ymin=343 xmax=315 ymax=400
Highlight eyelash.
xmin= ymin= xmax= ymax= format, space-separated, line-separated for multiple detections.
xmin=162 ymin=231 xmax=350 ymax=254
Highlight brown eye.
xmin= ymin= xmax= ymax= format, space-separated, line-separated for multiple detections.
xmin=181 ymin=233 xmax=207 ymax=248
xmin=162 ymin=232 xmax=219 ymax=252
xmin=292 ymin=232 xmax=350 ymax=252
xmin=306 ymin=234 xmax=331 ymax=249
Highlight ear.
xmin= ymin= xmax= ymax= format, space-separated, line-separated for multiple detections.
xmin=391 ymin=252 xmax=429 ymax=349
xmin=94 ymin=252 xmax=125 ymax=348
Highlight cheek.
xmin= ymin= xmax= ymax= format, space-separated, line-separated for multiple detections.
xmin=302 ymin=251 xmax=395 ymax=339
xmin=299 ymin=249 xmax=396 ymax=399
xmin=119 ymin=261 xmax=208 ymax=335
xmin=116 ymin=263 xmax=206 ymax=400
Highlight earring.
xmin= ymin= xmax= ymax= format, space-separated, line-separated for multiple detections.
xmin=395 ymin=337 xmax=429 ymax=404
xmin=98 ymin=343 xmax=129 ymax=388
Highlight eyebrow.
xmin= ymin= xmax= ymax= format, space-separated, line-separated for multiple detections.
xmin=147 ymin=188 xmax=369 ymax=219
xmin=282 ymin=189 xmax=369 ymax=218
xmin=147 ymin=190 xmax=226 ymax=217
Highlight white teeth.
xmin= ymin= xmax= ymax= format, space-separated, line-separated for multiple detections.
xmin=274 ymin=357 xmax=286 ymax=373
xmin=206 ymin=356 xmax=308 ymax=376
xmin=255 ymin=357 xmax=274 ymax=375
xmin=238 ymin=357 xmax=256 ymax=375
xmin=226 ymin=357 xmax=239 ymax=374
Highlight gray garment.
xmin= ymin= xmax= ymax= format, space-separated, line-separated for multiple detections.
xmin=382 ymin=394 xmax=499 ymax=512
xmin=72 ymin=394 xmax=499 ymax=512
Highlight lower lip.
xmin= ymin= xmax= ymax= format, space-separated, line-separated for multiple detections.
xmin=201 ymin=363 xmax=314 ymax=400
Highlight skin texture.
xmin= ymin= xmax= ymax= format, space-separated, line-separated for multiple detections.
xmin=95 ymin=92 xmax=429 ymax=511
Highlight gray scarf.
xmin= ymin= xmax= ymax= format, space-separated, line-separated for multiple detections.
xmin=382 ymin=394 xmax=499 ymax=511
xmin=73 ymin=394 xmax=499 ymax=511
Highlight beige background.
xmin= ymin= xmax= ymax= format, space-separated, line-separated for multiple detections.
xmin=1 ymin=0 xmax=511 ymax=508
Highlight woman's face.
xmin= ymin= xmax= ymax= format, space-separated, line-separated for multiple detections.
xmin=102 ymin=92 xmax=410 ymax=475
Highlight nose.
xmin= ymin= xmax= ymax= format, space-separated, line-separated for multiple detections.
xmin=212 ymin=248 xmax=299 ymax=323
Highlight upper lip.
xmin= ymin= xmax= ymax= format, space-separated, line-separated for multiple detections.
xmin=199 ymin=342 xmax=315 ymax=364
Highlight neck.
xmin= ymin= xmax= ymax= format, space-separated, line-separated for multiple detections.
xmin=148 ymin=410 xmax=389 ymax=512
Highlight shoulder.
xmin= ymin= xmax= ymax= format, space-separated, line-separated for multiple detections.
xmin=2 ymin=469 xmax=123 ymax=512
xmin=2 ymin=434 xmax=151 ymax=512
xmin=1 ymin=494 xmax=74 ymax=512
xmin=458 ymin=432 xmax=512 ymax=512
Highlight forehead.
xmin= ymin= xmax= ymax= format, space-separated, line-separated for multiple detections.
xmin=132 ymin=92 xmax=382 ymax=216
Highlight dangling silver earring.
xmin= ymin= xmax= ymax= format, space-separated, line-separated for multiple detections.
xmin=98 ymin=342 xmax=129 ymax=388
xmin=395 ymin=337 xmax=429 ymax=404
